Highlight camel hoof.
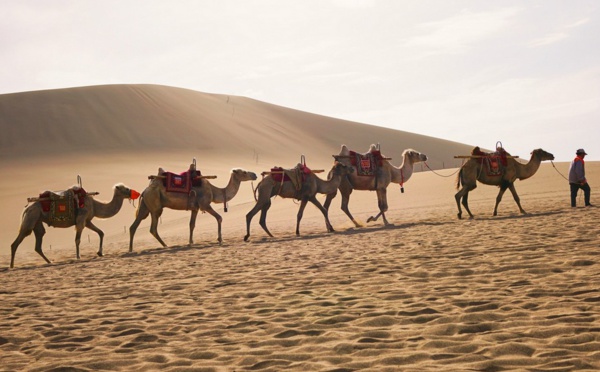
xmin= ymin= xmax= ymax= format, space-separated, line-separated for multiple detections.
xmin=367 ymin=216 xmax=375 ymax=223
xmin=244 ymin=235 xmax=250 ymax=242
xmin=97 ymin=252 xmax=103 ymax=257
xmin=457 ymin=214 xmax=462 ymax=220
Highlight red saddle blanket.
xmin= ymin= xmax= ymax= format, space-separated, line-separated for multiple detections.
xmin=270 ymin=164 xmax=312 ymax=183
xmin=472 ymin=147 xmax=508 ymax=176
xmin=349 ymin=150 xmax=383 ymax=176
xmin=162 ymin=171 xmax=203 ymax=193
xmin=39 ymin=188 xmax=87 ymax=224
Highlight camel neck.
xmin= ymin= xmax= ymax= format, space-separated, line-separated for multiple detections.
xmin=210 ymin=174 xmax=240 ymax=204
xmin=92 ymin=192 xmax=126 ymax=219
xmin=516 ymin=153 xmax=542 ymax=180
xmin=392 ymin=155 xmax=415 ymax=184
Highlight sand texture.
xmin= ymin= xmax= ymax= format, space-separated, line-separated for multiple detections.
xmin=1 ymin=85 xmax=598 ymax=371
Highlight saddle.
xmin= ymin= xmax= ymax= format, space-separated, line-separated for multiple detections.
xmin=261 ymin=155 xmax=323 ymax=196
xmin=149 ymin=159 xmax=209 ymax=194
xmin=162 ymin=170 xmax=204 ymax=193
xmin=147 ymin=159 xmax=218 ymax=211
xmin=349 ymin=150 xmax=386 ymax=176
xmin=267 ymin=163 xmax=313 ymax=191
xmin=29 ymin=187 xmax=90 ymax=225
xmin=471 ymin=146 xmax=509 ymax=176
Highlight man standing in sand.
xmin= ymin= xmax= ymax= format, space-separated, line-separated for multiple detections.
xmin=568 ymin=148 xmax=592 ymax=207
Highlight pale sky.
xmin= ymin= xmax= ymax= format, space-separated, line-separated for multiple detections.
xmin=2 ymin=0 xmax=599 ymax=161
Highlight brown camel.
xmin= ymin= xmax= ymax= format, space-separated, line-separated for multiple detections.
xmin=324 ymin=145 xmax=428 ymax=226
xmin=129 ymin=168 xmax=257 ymax=250
xmin=244 ymin=161 xmax=353 ymax=241
xmin=10 ymin=184 xmax=140 ymax=268
xmin=455 ymin=148 xmax=554 ymax=219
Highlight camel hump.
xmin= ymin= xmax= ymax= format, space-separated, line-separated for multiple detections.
xmin=340 ymin=144 xmax=350 ymax=156
xmin=369 ymin=144 xmax=378 ymax=152
xmin=158 ymin=167 xmax=165 ymax=174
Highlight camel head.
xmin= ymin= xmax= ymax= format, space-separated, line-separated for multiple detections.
xmin=114 ymin=184 xmax=141 ymax=200
xmin=531 ymin=149 xmax=554 ymax=162
xmin=403 ymin=149 xmax=428 ymax=164
xmin=231 ymin=168 xmax=258 ymax=182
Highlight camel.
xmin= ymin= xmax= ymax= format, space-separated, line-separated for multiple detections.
xmin=244 ymin=161 xmax=353 ymax=241
xmin=129 ymin=168 xmax=257 ymax=250
xmin=10 ymin=184 xmax=140 ymax=268
xmin=324 ymin=145 xmax=428 ymax=227
xmin=455 ymin=148 xmax=555 ymax=219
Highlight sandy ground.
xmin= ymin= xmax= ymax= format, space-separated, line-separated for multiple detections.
xmin=1 ymin=159 xmax=598 ymax=371
xmin=1 ymin=85 xmax=597 ymax=371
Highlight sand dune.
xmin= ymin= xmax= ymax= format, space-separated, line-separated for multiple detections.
xmin=0 ymin=84 xmax=473 ymax=167
xmin=1 ymin=85 xmax=598 ymax=371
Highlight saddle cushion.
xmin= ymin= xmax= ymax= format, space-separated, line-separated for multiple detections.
xmin=349 ymin=150 xmax=383 ymax=176
xmin=165 ymin=171 xmax=192 ymax=193
xmin=39 ymin=187 xmax=87 ymax=224
xmin=270 ymin=164 xmax=311 ymax=189
xmin=161 ymin=170 xmax=204 ymax=193
xmin=471 ymin=147 xmax=508 ymax=176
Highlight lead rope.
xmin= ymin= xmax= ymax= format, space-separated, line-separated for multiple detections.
xmin=551 ymin=160 xmax=569 ymax=182
xmin=424 ymin=162 xmax=462 ymax=177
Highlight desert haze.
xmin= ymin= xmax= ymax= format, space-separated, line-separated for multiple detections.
xmin=0 ymin=85 xmax=598 ymax=371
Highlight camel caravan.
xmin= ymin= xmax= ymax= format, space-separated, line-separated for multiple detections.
xmin=9 ymin=143 xmax=555 ymax=268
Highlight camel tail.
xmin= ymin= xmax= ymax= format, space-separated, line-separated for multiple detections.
xmin=456 ymin=168 xmax=463 ymax=190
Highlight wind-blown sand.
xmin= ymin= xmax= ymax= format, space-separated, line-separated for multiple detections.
xmin=1 ymin=85 xmax=598 ymax=371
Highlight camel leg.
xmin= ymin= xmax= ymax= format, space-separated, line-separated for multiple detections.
xmin=295 ymin=198 xmax=309 ymax=236
xmin=323 ymin=191 xmax=337 ymax=211
xmin=149 ymin=210 xmax=168 ymax=248
xmin=85 ymin=221 xmax=105 ymax=257
xmin=493 ymin=184 xmax=509 ymax=216
xmin=189 ymin=210 xmax=198 ymax=246
xmin=310 ymin=195 xmax=334 ymax=233
xmin=508 ymin=183 xmax=527 ymax=214
xmin=245 ymin=202 xmax=263 ymax=241
xmin=258 ymin=200 xmax=274 ymax=238
xmin=74 ymin=224 xmax=85 ymax=260
xmin=203 ymin=205 xmax=223 ymax=244
xmin=461 ymin=192 xmax=475 ymax=219
xmin=455 ymin=188 xmax=464 ymax=219
xmin=33 ymin=221 xmax=51 ymax=266
xmin=456 ymin=184 xmax=476 ymax=219
xmin=129 ymin=202 xmax=150 ymax=252
xmin=340 ymin=190 xmax=361 ymax=228
xmin=368 ymin=188 xmax=390 ymax=225
xmin=10 ymin=221 xmax=38 ymax=269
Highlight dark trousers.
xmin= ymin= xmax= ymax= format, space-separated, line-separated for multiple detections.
xmin=570 ymin=183 xmax=591 ymax=206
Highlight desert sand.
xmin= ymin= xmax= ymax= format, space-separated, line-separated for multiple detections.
xmin=1 ymin=85 xmax=598 ymax=371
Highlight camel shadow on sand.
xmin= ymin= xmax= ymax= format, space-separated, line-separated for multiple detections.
xmin=463 ymin=209 xmax=563 ymax=222
xmin=244 ymin=219 xmax=453 ymax=245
